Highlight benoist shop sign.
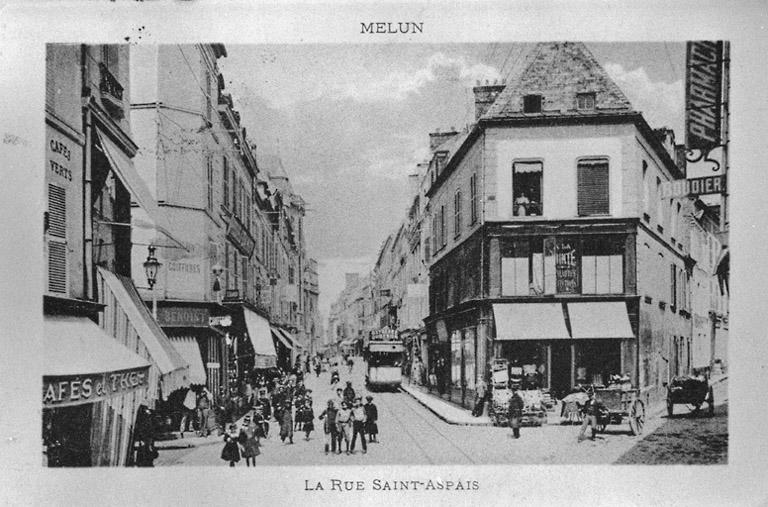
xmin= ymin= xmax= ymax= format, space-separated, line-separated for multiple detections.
xmin=43 ymin=366 xmax=150 ymax=408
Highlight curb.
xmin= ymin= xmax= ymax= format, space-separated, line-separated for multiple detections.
xmin=156 ymin=436 xmax=223 ymax=450
xmin=399 ymin=384 xmax=493 ymax=427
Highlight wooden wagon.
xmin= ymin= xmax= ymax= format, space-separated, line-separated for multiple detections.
xmin=594 ymin=388 xmax=646 ymax=436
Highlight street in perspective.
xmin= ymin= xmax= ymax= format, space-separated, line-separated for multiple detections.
xmin=41 ymin=40 xmax=729 ymax=467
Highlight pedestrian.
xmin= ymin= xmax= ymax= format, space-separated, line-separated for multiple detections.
xmin=221 ymin=424 xmax=241 ymax=467
xmin=364 ymin=395 xmax=378 ymax=443
xmin=472 ymin=378 xmax=487 ymax=417
xmin=343 ymin=381 xmax=356 ymax=405
xmin=240 ymin=417 xmax=261 ymax=467
xmin=303 ymin=399 xmax=315 ymax=441
xmin=347 ymin=356 xmax=354 ymax=374
xmin=314 ymin=360 xmax=322 ymax=378
xmin=133 ymin=406 xmax=158 ymax=467
xmin=279 ymin=402 xmax=294 ymax=444
xmin=257 ymin=389 xmax=271 ymax=437
xmin=578 ymin=390 xmax=600 ymax=442
xmin=335 ymin=401 xmax=353 ymax=455
xmin=294 ymin=398 xmax=305 ymax=432
xmin=508 ymin=386 xmax=524 ymax=439
xmin=350 ymin=397 xmax=367 ymax=454
xmin=318 ymin=399 xmax=339 ymax=454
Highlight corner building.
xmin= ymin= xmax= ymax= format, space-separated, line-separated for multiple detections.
xmin=424 ymin=42 xmax=696 ymax=408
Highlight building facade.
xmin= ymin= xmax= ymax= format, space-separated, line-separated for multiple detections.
xmin=422 ymin=42 xmax=723 ymax=410
xmin=44 ymin=44 xmax=190 ymax=467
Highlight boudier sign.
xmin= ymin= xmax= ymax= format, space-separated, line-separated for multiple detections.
xmin=43 ymin=366 xmax=150 ymax=408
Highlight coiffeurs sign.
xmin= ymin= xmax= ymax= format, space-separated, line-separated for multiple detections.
xmin=43 ymin=366 xmax=150 ymax=408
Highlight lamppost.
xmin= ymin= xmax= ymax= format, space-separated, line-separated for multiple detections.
xmin=143 ymin=245 xmax=161 ymax=319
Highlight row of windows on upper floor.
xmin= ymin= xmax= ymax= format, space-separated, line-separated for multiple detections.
xmin=430 ymin=158 xmax=611 ymax=257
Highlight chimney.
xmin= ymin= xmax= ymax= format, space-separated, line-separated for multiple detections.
xmin=473 ymin=82 xmax=506 ymax=120
xmin=428 ymin=127 xmax=460 ymax=152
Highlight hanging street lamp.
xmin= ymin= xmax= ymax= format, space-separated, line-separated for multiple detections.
xmin=143 ymin=245 xmax=162 ymax=319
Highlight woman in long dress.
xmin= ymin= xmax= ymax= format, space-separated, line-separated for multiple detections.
xmin=220 ymin=424 xmax=241 ymax=467
xmin=279 ymin=402 xmax=294 ymax=444
xmin=240 ymin=418 xmax=261 ymax=467
xmin=302 ymin=399 xmax=315 ymax=441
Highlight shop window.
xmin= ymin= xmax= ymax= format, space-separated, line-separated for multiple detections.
xmin=523 ymin=94 xmax=542 ymax=113
xmin=463 ymin=328 xmax=476 ymax=390
xmin=451 ymin=331 xmax=462 ymax=388
xmin=501 ymin=238 xmax=544 ymax=296
xmin=577 ymin=158 xmax=609 ymax=216
xmin=512 ymin=161 xmax=542 ymax=216
xmin=581 ymin=237 xmax=624 ymax=294
xmin=575 ymin=339 xmax=622 ymax=387
xmin=576 ymin=92 xmax=596 ymax=110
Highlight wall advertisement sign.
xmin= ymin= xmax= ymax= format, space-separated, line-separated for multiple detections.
xmin=226 ymin=217 xmax=256 ymax=257
xmin=43 ymin=366 xmax=150 ymax=408
xmin=555 ymin=240 xmax=579 ymax=294
xmin=685 ymin=41 xmax=724 ymax=151
xmin=660 ymin=175 xmax=726 ymax=199
xmin=157 ymin=306 xmax=210 ymax=327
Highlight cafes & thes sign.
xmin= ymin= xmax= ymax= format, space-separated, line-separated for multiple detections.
xmin=43 ymin=366 xmax=149 ymax=408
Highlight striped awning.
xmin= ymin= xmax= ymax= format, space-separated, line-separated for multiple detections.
xmin=167 ymin=336 xmax=207 ymax=385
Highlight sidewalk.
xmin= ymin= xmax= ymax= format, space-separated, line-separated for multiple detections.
xmin=155 ymin=411 xmax=254 ymax=450
xmin=402 ymin=374 xmax=728 ymax=428
xmin=400 ymin=382 xmax=493 ymax=426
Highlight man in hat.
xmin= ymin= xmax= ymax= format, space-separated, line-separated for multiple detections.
xmin=578 ymin=390 xmax=600 ymax=442
xmin=507 ymin=386 xmax=525 ymax=439
xmin=349 ymin=397 xmax=367 ymax=454
xmin=364 ymin=395 xmax=379 ymax=443
xmin=318 ymin=399 xmax=339 ymax=454
xmin=343 ymin=381 xmax=356 ymax=405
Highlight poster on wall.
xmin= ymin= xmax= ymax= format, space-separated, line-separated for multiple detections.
xmin=555 ymin=239 xmax=579 ymax=294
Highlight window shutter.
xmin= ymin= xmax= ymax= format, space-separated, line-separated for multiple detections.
xmin=47 ymin=184 xmax=67 ymax=293
xmin=577 ymin=160 xmax=609 ymax=216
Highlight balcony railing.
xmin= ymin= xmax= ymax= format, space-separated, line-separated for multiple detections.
xmin=99 ymin=63 xmax=124 ymax=102
xmin=513 ymin=201 xmax=542 ymax=217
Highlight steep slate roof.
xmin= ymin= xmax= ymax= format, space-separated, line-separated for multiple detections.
xmin=483 ymin=41 xmax=635 ymax=120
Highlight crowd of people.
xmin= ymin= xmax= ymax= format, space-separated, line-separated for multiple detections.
xmin=219 ymin=353 xmax=380 ymax=465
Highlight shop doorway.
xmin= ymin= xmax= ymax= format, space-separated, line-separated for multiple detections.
xmin=550 ymin=342 xmax=572 ymax=399
xmin=43 ymin=404 xmax=93 ymax=467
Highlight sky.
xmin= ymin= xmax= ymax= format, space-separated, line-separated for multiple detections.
xmin=217 ymin=42 xmax=689 ymax=326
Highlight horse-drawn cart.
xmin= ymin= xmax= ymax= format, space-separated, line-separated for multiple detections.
xmin=594 ymin=388 xmax=646 ymax=436
xmin=665 ymin=375 xmax=714 ymax=417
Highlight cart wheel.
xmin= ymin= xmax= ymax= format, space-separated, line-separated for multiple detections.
xmin=708 ymin=389 xmax=715 ymax=417
xmin=628 ymin=400 xmax=645 ymax=436
xmin=666 ymin=399 xmax=673 ymax=418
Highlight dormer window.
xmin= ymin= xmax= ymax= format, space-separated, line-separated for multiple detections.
xmin=523 ymin=94 xmax=542 ymax=113
xmin=577 ymin=92 xmax=596 ymax=110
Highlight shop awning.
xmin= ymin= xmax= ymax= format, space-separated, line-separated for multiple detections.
xmin=492 ymin=303 xmax=570 ymax=340
xmin=95 ymin=129 xmax=186 ymax=250
xmin=271 ymin=326 xmax=293 ymax=350
xmin=167 ymin=336 xmax=207 ymax=385
xmin=98 ymin=267 xmax=190 ymax=395
xmin=280 ymin=328 xmax=301 ymax=348
xmin=567 ymin=302 xmax=635 ymax=339
xmin=44 ymin=315 xmax=150 ymax=408
xmin=243 ymin=308 xmax=278 ymax=358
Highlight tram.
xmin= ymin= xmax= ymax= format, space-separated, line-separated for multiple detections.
xmin=365 ymin=340 xmax=405 ymax=390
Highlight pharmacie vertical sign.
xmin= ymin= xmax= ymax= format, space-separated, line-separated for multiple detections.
xmin=685 ymin=41 xmax=724 ymax=152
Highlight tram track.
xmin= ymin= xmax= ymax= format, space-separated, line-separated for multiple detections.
xmin=367 ymin=384 xmax=478 ymax=464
